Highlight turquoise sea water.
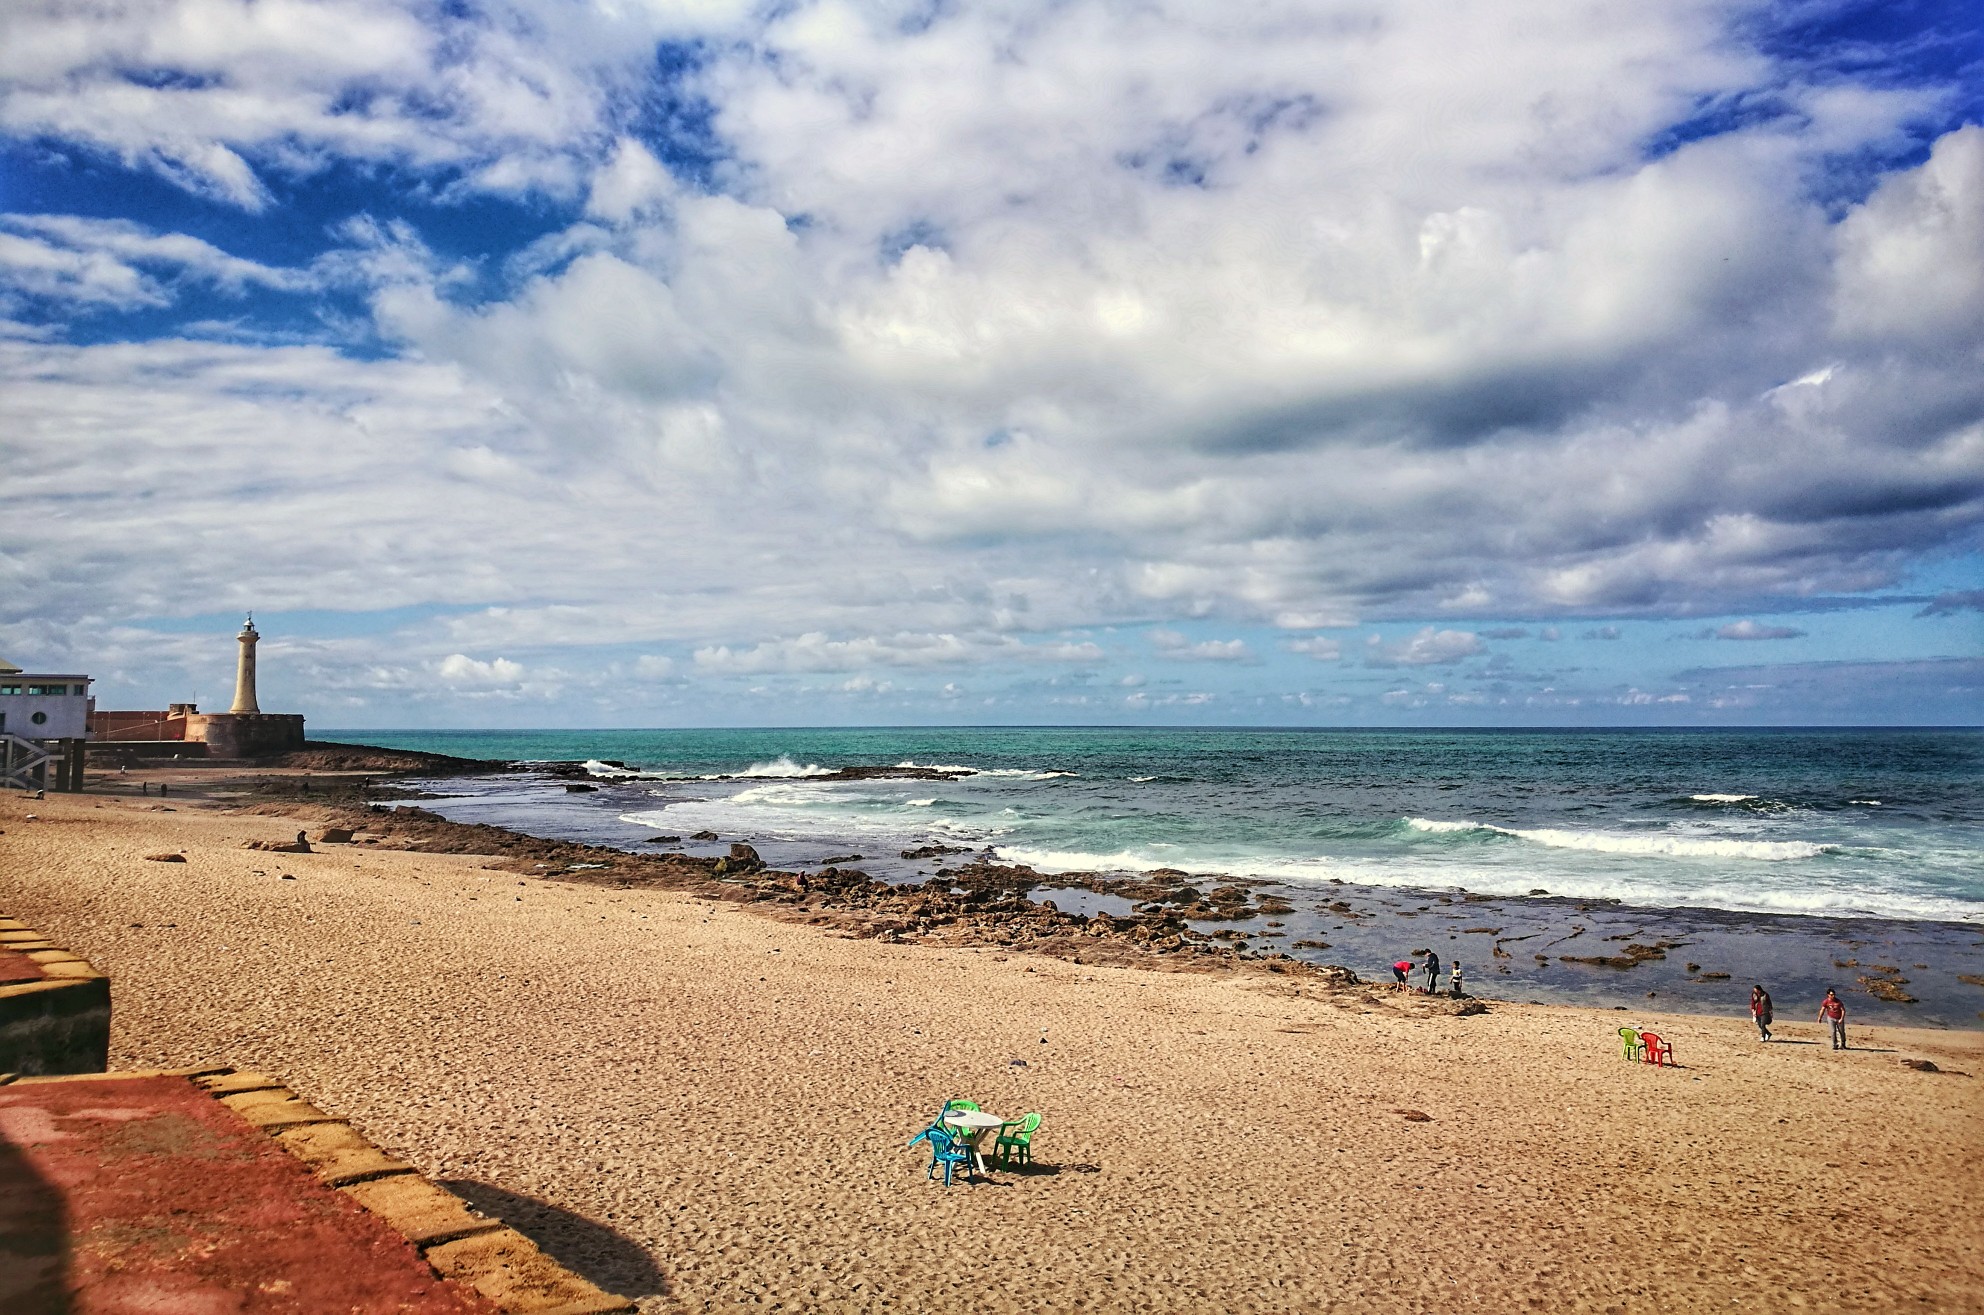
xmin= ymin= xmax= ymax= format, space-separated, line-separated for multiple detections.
xmin=330 ymin=727 xmax=1983 ymax=924
xmin=323 ymin=726 xmax=1984 ymax=1024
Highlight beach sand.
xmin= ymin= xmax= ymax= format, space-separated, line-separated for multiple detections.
xmin=3 ymin=786 xmax=1980 ymax=1313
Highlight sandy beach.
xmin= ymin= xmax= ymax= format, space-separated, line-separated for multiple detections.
xmin=4 ymin=782 xmax=1980 ymax=1313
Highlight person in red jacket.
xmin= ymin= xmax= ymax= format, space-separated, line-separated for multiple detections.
xmin=1819 ymin=988 xmax=1847 ymax=1050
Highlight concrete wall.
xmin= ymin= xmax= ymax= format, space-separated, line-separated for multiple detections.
xmin=0 ymin=920 xmax=111 ymax=1077
xmin=184 ymin=713 xmax=306 ymax=759
xmin=90 ymin=710 xmax=192 ymax=742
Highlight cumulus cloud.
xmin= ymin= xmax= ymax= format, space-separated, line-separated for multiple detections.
xmin=437 ymin=653 xmax=524 ymax=684
xmin=691 ymin=631 xmax=1103 ymax=675
xmin=2 ymin=0 xmax=1981 ymax=722
xmin=1282 ymin=636 xmax=1344 ymax=660
xmin=1364 ymin=628 xmax=1484 ymax=668
xmin=1703 ymin=620 xmax=1808 ymax=641
xmin=1148 ymin=629 xmax=1252 ymax=662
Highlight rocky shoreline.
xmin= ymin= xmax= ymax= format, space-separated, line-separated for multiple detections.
xmin=228 ymin=764 xmax=1484 ymax=1018
xmin=162 ymin=743 xmax=1984 ymax=1026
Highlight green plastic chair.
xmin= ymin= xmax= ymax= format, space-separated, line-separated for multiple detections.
xmin=994 ymin=1112 xmax=1042 ymax=1169
xmin=1618 ymin=1027 xmax=1645 ymax=1062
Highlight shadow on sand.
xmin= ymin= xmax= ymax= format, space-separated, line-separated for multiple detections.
xmin=440 ymin=1179 xmax=669 ymax=1300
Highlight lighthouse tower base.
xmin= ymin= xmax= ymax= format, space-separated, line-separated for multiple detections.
xmin=184 ymin=712 xmax=306 ymax=759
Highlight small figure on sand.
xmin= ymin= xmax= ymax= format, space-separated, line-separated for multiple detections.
xmin=1449 ymin=962 xmax=1464 ymax=998
xmin=1392 ymin=959 xmax=1413 ymax=990
xmin=1820 ymin=988 xmax=1847 ymax=1050
xmin=1423 ymin=951 xmax=1441 ymax=995
xmin=1751 ymin=985 xmax=1773 ymax=1042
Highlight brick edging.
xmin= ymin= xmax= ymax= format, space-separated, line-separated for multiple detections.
xmin=0 ymin=1066 xmax=638 ymax=1315
xmin=0 ymin=916 xmax=112 ymax=1075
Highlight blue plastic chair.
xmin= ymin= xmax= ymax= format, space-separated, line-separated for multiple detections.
xmin=906 ymin=1123 xmax=974 ymax=1186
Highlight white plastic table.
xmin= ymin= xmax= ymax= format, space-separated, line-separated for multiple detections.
xmin=942 ymin=1109 xmax=1007 ymax=1174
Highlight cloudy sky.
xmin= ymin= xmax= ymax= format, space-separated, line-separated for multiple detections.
xmin=2 ymin=0 xmax=1980 ymax=728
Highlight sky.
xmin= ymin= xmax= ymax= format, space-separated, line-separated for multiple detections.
xmin=1 ymin=0 xmax=1981 ymax=729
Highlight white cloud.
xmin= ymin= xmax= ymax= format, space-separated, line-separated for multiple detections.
xmin=437 ymin=653 xmax=524 ymax=684
xmin=1834 ymin=125 xmax=1984 ymax=342
xmin=1148 ymin=629 xmax=1252 ymax=662
xmin=1705 ymin=620 xmax=1806 ymax=641
xmin=2 ymin=1 xmax=1981 ymax=723
xmin=1281 ymin=636 xmax=1343 ymax=661
xmin=1364 ymin=628 xmax=1484 ymax=668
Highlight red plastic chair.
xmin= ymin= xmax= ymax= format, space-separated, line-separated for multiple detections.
xmin=1640 ymin=1031 xmax=1674 ymax=1067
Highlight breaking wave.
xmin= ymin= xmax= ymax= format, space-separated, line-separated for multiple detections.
xmin=735 ymin=756 xmax=835 ymax=778
xmin=1403 ymin=817 xmax=1832 ymax=861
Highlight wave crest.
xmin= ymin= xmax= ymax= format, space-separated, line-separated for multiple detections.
xmin=1405 ymin=817 xmax=1831 ymax=861
xmin=737 ymin=756 xmax=834 ymax=778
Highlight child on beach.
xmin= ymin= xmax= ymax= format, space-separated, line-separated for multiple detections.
xmin=1751 ymin=985 xmax=1773 ymax=1041
xmin=1423 ymin=952 xmax=1441 ymax=994
xmin=1820 ymin=989 xmax=1847 ymax=1050
xmin=1449 ymin=962 xmax=1464 ymax=998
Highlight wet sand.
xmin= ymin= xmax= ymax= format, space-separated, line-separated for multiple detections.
xmin=3 ymin=783 xmax=1981 ymax=1313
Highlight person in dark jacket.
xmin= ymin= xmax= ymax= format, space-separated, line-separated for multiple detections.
xmin=1750 ymin=984 xmax=1774 ymax=1041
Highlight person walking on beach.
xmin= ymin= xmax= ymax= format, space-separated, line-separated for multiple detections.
xmin=1751 ymin=985 xmax=1774 ymax=1042
xmin=1820 ymin=989 xmax=1847 ymax=1050
xmin=1423 ymin=952 xmax=1441 ymax=995
xmin=1449 ymin=962 xmax=1464 ymax=998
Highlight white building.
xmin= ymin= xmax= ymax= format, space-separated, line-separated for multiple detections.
xmin=0 ymin=660 xmax=93 ymax=740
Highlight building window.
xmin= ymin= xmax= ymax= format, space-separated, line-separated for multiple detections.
xmin=31 ymin=711 xmax=48 ymax=725
xmin=0 ymin=685 xmax=19 ymax=695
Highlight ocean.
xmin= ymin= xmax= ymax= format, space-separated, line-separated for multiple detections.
xmin=325 ymin=726 xmax=1984 ymax=1026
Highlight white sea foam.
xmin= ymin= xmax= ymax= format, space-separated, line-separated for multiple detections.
xmin=894 ymin=760 xmax=1071 ymax=780
xmin=1691 ymin=793 xmax=1756 ymax=802
xmin=1404 ymin=817 xmax=1830 ymax=861
xmin=582 ymin=760 xmax=642 ymax=778
xmin=735 ymin=756 xmax=835 ymax=778
xmin=908 ymin=798 xmax=936 ymax=807
xmin=1850 ymin=799 xmax=1883 ymax=806
xmin=992 ymin=842 xmax=1978 ymax=923
xmin=1129 ymin=776 xmax=1157 ymax=783
xmin=1403 ymin=818 xmax=1480 ymax=834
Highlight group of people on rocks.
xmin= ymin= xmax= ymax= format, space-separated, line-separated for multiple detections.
xmin=1750 ymin=984 xmax=1851 ymax=1049
xmin=1391 ymin=950 xmax=1464 ymax=997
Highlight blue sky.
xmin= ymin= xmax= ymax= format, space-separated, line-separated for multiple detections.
xmin=1 ymin=0 xmax=1980 ymax=727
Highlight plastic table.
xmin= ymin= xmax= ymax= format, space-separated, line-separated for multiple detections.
xmin=942 ymin=1109 xmax=1007 ymax=1173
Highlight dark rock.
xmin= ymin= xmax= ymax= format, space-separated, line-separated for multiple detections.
xmin=691 ymin=831 xmax=719 ymax=841
xmin=564 ymin=783 xmax=597 ymax=793
xmin=901 ymin=843 xmax=971 ymax=860
xmin=144 ymin=852 xmax=186 ymax=863
xmin=1901 ymin=1059 xmax=1940 ymax=1072
xmin=645 ymin=835 xmax=682 ymax=844
xmin=318 ymin=828 xmax=355 ymax=844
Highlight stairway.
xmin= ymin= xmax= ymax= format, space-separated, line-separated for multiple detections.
xmin=1 ymin=733 xmax=51 ymax=791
